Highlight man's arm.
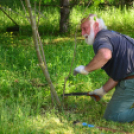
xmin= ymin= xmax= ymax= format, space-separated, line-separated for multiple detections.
xmin=103 ymin=77 xmax=118 ymax=92
xmin=73 ymin=48 xmax=112 ymax=75
xmin=85 ymin=48 xmax=118 ymax=92
xmin=89 ymin=77 xmax=118 ymax=101
xmin=85 ymin=48 xmax=112 ymax=72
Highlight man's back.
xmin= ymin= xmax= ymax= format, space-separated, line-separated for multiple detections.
xmin=93 ymin=30 xmax=134 ymax=81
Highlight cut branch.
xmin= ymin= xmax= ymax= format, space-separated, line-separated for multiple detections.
xmin=62 ymin=0 xmax=92 ymax=102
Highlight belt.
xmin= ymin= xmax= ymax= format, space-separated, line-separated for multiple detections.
xmin=124 ymin=75 xmax=134 ymax=80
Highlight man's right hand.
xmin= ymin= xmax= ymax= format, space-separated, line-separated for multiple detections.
xmin=89 ymin=87 xmax=106 ymax=101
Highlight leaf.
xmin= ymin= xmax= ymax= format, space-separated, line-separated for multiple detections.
xmin=43 ymin=0 xmax=51 ymax=4
xmin=101 ymin=0 xmax=104 ymax=3
xmin=93 ymin=0 xmax=101 ymax=6
xmin=108 ymin=0 xmax=115 ymax=4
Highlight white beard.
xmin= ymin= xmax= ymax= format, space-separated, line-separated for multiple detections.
xmin=84 ymin=26 xmax=95 ymax=45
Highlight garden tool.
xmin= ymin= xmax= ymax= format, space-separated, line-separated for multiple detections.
xmin=62 ymin=92 xmax=101 ymax=102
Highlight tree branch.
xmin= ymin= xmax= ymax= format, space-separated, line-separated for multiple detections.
xmin=37 ymin=0 xmax=42 ymax=28
xmin=62 ymin=26 xmax=78 ymax=103
xmin=20 ymin=0 xmax=31 ymax=23
xmin=25 ymin=0 xmax=61 ymax=107
xmin=62 ymin=0 xmax=92 ymax=103
xmin=0 ymin=7 xmax=19 ymax=26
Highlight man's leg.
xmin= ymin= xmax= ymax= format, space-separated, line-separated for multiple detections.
xmin=103 ymin=78 xmax=134 ymax=122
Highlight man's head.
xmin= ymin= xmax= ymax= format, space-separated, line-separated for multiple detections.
xmin=81 ymin=14 xmax=107 ymax=45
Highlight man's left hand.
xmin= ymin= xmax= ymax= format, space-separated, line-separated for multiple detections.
xmin=73 ymin=65 xmax=89 ymax=76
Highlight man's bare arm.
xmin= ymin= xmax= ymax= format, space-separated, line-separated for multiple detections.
xmin=89 ymin=77 xmax=118 ymax=101
xmin=85 ymin=48 xmax=112 ymax=72
xmin=103 ymin=78 xmax=118 ymax=92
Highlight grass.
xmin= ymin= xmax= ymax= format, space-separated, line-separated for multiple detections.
xmin=0 ymin=0 xmax=134 ymax=133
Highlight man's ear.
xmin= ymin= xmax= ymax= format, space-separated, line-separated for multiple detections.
xmin=93 ymin=22 xmax=99 ymax=35
xmin=94 ymin=22 xmax=99 ymax=32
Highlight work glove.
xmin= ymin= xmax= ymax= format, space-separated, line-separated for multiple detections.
xmin=89 ymin=87 xmax=106 ymax=101
xmin=73 ymin=65 xmax=89 ymax=76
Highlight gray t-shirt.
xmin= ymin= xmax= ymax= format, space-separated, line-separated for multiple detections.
xmin=93 ymin=29 xmax=134 ymax=81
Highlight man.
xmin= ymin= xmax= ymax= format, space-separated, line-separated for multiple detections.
xmin=74 ymin=14 xmax=134 ymax=123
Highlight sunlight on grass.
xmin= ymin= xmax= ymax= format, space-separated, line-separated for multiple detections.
xmin=44 ymin=37 xmax=83 ymax=45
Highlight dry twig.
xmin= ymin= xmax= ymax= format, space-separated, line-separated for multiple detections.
xmin=25 ymin=0 xmax=61 ymax=107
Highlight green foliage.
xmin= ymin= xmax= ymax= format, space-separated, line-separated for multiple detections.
xmin=93 ymin=0 xmax=102 ymax=6
xmin=108 ymin=0 xmax=116 ymax=4
xmin=33 ymin=0 xmax=60 ymax=5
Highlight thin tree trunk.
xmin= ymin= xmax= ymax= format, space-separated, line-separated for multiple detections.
xmin=25 ymin=0 xmax=61 ymax=107
xmin=120 ymin=0 xmax=125 ymax=10
xmin=60 ymin=0 xmax=70 ymax=33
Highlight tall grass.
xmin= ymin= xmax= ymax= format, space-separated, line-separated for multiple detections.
xmin=0 ymin=1 xmax=134 ymax=133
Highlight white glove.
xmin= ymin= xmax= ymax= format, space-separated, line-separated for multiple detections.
xmin=73 ymin=65 xmax=89 ymax=76
xmin=89 ymin=87 xmax=106 ymax=98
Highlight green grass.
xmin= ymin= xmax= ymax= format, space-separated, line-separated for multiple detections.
xmin=0 ymin=0 xmax=134 ymax=133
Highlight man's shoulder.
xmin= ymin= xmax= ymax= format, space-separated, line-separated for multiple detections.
xmin=94 ymin=29 xmax=120 ymax=45
xmin=94 ymin=30 xmax=112 ymax=44
xmin=96 ymin=29 xmax=116 ymax=38
xmin=93 ymin=30 xmax=114 ymax=53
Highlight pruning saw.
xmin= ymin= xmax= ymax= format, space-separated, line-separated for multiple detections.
xmin=62 ymin=92 xmax=101 ymax=102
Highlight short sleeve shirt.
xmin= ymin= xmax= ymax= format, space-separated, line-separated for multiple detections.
xmin=93 ymin=29 xmax=134 ymax=81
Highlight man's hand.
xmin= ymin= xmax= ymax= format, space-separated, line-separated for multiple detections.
xmin=89 ymin=87 xmax=106 ymax=101
xmin=73 ymin=65 xmax=89 ymax=76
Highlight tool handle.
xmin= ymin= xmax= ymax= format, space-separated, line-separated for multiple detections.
xmin=87 ymin=93 xmax=101 ymax=102
xmin=62 ymin=92 xmax=101 ymax=101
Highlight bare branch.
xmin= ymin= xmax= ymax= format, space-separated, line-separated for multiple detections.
xmin=62 ymin=25 xmax=78 ymax=103
xmin=34 ymin=1 xmax=37 ymax=20
xmin=37 ymin=0 xmax=42 ymax=28
xmin=82 ymin=1 xmax=92 ymax=16
xmin=0 ymin=6 xmax=25 ymax=18
xmin=0 ymin=7 xmax=19 ymax=26
xmin=62 ymin=0 xmax=92 ymax=103
xmin=20 ymin=0 xmax=31 ymax=23
xmin=25 ymin=0 xmax=61 ymax=107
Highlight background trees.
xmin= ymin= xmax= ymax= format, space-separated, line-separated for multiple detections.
xmin=1 ymin=0 xmax=134 ymax=33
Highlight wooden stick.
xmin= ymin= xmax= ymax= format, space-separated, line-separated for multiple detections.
xmin=0 ymin=7 xmax=19 ymax=26
xmin=25 ymin=0 xmax=61 ymax=107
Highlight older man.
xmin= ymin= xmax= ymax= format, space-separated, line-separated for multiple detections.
xmin=74 ymin=14 xmax=134 ymax=122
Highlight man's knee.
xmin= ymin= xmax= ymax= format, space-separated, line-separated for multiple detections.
xmin=103 ymin=113 xmax=111 ymax=121
xmin=103 ymin=113 xmax=124 ymax=122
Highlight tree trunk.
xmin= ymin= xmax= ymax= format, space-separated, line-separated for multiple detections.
xmin=60 ymin=0 xmax=70 ymax=33
xmin=120 ymin=0 xmax=125 ymax=10
xmin=25 ymin=0 xmax=61 ymax=107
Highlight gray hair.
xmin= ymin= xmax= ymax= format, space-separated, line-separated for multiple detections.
xmin=88 ymin=14 xmax=107 ymax=30
xmin=98 ymin=18 xmax=107 ymax=30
